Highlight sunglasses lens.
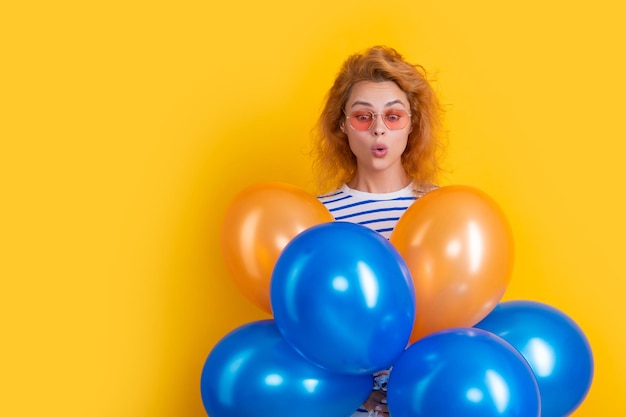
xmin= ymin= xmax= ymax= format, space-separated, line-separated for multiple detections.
xmin=384 ymin=110 xmax=410 ymax=130
xmin=349 ymin=111 xmax=375 ymax=130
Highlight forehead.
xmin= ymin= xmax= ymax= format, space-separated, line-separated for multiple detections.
xmin=346 ymin=80 xmax=409 ymax=108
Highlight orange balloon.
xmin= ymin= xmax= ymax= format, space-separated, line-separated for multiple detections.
xmin=390 ymin=185 xmax=514 ymax=343
xmin=220 ymin=182 xmax=334 ymax=314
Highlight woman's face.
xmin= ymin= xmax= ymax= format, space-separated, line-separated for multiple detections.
xmin=341 ymin=80 xmax=412 ymax=178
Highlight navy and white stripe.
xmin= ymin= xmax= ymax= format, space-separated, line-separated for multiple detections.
xmin=318 ymin=183 xmax=426 ymax=239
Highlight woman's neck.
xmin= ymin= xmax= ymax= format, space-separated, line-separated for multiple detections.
xmin=347 ymin=170 xmax=412 ymax=194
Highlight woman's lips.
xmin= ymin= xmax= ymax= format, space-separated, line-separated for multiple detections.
xmin=372 ymin=144 xmax=388 ymax=158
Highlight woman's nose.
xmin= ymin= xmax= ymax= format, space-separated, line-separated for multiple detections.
xmin=372 ymin=116 xmax=387 ymax=135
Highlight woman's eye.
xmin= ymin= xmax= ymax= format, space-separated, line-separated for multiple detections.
xmin=355 ymin=113 xmax=372 ymax=122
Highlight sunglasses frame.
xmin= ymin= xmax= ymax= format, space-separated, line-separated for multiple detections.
xmin=343 ymin=108 xmax=412 ymax=131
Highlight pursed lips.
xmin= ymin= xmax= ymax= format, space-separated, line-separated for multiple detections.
xmin=372 ymin=143 xmax=388 ymax=157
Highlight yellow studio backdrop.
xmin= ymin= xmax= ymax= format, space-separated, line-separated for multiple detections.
xmin=1 ymin=0 xmax=625 ymax=415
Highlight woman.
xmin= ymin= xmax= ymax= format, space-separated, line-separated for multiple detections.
xmin=313 ymin=46 xmax=446 ymax=416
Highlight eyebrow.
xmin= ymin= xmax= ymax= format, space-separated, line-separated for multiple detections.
xmin=349 ymin=99 xmax=407 ymax=109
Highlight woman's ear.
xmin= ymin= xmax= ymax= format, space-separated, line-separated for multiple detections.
xmin=340 ymin=121 xmax=346 ymax=133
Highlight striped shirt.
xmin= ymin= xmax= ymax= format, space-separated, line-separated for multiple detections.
xmin=318 ymin=182 xmax=429 ymax=239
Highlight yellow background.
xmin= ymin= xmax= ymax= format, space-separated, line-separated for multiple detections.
xmin=2 ymin=0 xmax=625 ymax=415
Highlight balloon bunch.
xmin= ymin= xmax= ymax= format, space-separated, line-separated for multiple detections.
xmin=201 ymin=183 xmax=593 ymax=417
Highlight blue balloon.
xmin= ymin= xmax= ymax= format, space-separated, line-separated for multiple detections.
xmin=387 ymin=328 xmax=541 ymax=417
xmin=270 ymin=222 xmax=415 ymax=374
xmin=200 ymin=320 xmax=372 ymax=417
xmin=475 ymin=300 xmax=594 ymax=417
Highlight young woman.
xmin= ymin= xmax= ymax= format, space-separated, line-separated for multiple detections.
xmin=312 ymin=45 xmax=446 ymax=416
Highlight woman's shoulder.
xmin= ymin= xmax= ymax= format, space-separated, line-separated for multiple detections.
xmin=317 ymin=185 xmax=351 ymax=206
xmin=317 ymin=184 xmax=347 ymax=197
xmin=414 ymin=183 xmax=439 ymax=197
